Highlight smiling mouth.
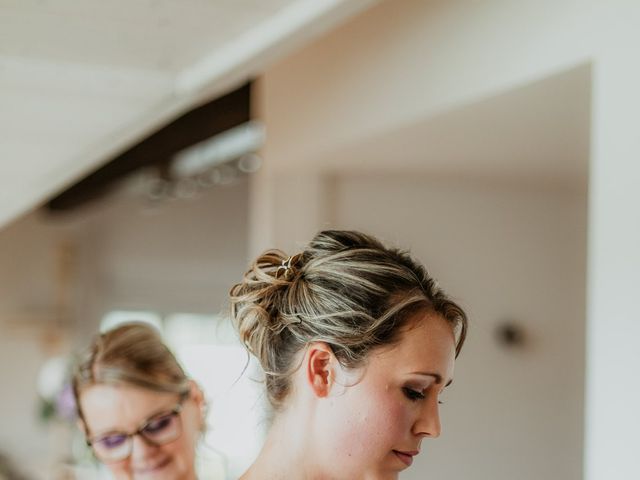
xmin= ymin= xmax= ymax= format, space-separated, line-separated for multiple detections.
xmin=393 ymin=450 xmax=418 ymax=467
xmin=134 ymin=457 xmax=171 ymax=474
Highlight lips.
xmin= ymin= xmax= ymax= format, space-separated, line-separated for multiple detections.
xmin=393 ymin=450 xmax=419 ymax=467
xmin=133 ymin=456 xmax=171 ymax=474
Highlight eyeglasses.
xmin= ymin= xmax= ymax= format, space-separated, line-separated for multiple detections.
xmin=86 ymin=395 xmax=187 ymax=464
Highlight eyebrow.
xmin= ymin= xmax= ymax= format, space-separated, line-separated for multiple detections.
xmin=91 ymin=404 xmax=177 ymax=438
xmin=411 ymin=372 xmax=454 ymax=387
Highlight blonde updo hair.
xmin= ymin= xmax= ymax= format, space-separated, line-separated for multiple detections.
xmin=230 ymin=230 xmax=468 ymax=410
xmin=72 ymin=323 xmax=190 ymax=423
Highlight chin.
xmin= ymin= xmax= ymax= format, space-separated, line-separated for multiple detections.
xmin=373 ymin=470 xmax=401 ymax=480
xmin=129 ymin=457 xmax=182 ymax=479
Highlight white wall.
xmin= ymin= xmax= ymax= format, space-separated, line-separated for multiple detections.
xmin=258 ymin=0 xmax=595 ymax=174
xmin=251 ymin=0 xmax=597 ymax=255
xmin=0 ymin=212 xmax=78 ymax=477
xmin=68 ymin=180 xmax=250 ymax=337
xmin=585 ymin=13 xmax=640 ymax=477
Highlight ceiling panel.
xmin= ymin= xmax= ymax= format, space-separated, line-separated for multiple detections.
xmin=0 ymin=0 xmax=295 ymax=71
xmin=0 ymin=0 xmax=378 ymax=228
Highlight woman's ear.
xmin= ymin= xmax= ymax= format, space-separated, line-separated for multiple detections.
xmin=304 ymin=342 xmax=336 ymax=398
xmin=187 ymin=380 xmax=207 ymax=430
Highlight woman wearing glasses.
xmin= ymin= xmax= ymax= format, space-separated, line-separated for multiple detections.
xmin=72 ymin=323 xmax=206 ymax=479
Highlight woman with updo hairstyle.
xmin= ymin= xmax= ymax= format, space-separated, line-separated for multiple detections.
xmin=230 ymin=230 xmax=468 ymax=479
xmin=72 ymin=323 xmax=206 ymax=479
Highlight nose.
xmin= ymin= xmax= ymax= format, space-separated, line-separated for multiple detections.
xmin=412 ymin=398 xmax=442 ymax=438
xmin=129 ymin=433 xmax=158 ymax=462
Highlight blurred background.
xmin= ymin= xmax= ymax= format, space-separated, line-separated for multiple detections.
xmin=1 ymin=0 xmax=638 ymax=479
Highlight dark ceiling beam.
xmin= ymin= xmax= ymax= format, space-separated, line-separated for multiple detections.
xmin=47 ymin=81 xmax=252 ymax=212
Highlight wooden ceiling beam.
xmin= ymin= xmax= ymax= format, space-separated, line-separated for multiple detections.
xmin=47 ymin=81 xmax=252 ymax=211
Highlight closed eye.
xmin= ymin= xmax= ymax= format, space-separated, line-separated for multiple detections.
xmin=402 ymin=387 xmax=425 ymax=401
xmin=96 ymin=434 xmax=128 ymax=449
xmin=143 ymin=414 xmax=174 ymax=434
xmin=403 ymin=386 xmax=447 ymax=405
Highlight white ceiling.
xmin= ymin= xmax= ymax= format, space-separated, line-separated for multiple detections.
xmin=319 ymin=64 xmax=591 ymax=189
xmin=0 ymin=0 xmax=377 ymax=228
xmin=2 ymin=0 xmax=294 ymax=72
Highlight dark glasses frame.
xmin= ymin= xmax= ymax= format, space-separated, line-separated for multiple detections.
xmin=86 ymin=391 xmax=189 ymax=463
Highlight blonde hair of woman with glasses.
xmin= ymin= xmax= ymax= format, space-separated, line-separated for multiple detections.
xmin=230 ymin=230 xmax=468 ymax=480
xmin=72 ymin=323 xmax=206 ymax=479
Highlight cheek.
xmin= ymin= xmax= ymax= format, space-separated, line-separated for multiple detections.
xmin=327 ymin=387 xmax=412 ymax=460
xmin=107 ymin=461 xmax=132 ymax=478
xmin=160 ymin=415 xmax=200 ymax=467
xmin=160 ymin=437 xmax=194 ymax=470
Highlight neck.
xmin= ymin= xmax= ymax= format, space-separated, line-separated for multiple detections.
xmin=183 ymin=465 xmax=198 ymax=480
xmin=241 ymin=406 xmax=327 ymax=480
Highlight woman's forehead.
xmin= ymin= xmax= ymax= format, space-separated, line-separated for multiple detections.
xmin=369 ymin=314 xmax=456 ymax=376
xmin=80 ymin=383 xmax=177 ymax=433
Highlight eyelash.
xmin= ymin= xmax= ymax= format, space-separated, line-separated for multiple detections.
xmin=402 ymin=387 xmax=445 ymax=405
xmin=403 ymin=387 xmax=425 ymax=401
